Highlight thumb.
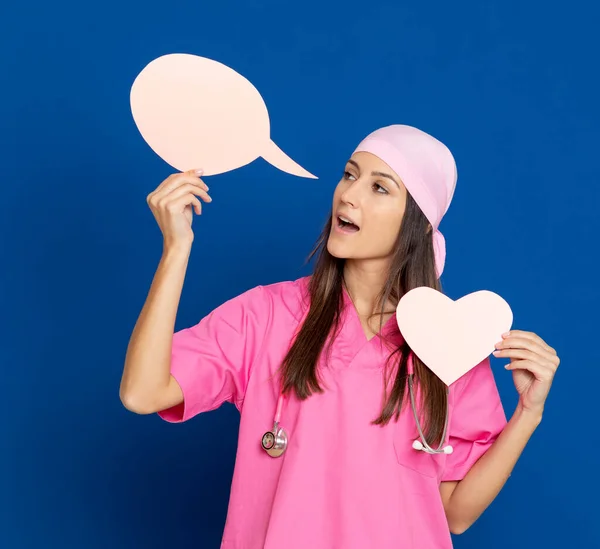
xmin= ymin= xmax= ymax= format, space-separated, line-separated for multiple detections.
xmin=185 ymin=168 xmax=204 ymax=177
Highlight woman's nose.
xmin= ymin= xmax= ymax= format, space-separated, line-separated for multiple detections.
xmin=340 ymin=185 xmax=361 ymax=208
xmin=341 ymin=194 xmax=355 ymax=208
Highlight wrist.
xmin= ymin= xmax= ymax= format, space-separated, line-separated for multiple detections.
xmin=162 ymin=241 xmax=192 ymax=260
xmin=514 ymin=402 xmax=544 ymax=428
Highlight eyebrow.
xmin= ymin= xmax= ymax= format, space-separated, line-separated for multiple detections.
xmin=347 ymin=159 xmax=401 ymax=189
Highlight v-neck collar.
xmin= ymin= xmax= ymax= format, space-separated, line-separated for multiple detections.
xmin=341 ymin=284 xmax=401 ymax=344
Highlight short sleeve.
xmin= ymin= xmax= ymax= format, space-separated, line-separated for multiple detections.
xmin=441 ymin=357 xmax=508 ymax=481
xmin=157 ymin=285 xmax=269 ymax=423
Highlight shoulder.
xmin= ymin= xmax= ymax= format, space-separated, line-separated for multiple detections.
xmin=449 ymin=357 xmax=505 ymax=419
xmin=259 ymin=275 xmax=311 ymax=302
xmin=221 ymin=275 xmax=311 ymax=322
xmin=451 ymin=356 xmax=498 ymax=398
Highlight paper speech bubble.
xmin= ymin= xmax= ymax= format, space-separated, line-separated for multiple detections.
xmin=396 ymin=287 xmax=513 ymax=386
xmin=130 ymin=53 xmax=317 ymax=178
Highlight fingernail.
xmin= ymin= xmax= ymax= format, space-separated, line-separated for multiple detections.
xmin=195 ymin=169 xmax=204 ymax=176
xmin=493 ymin=350 xmax=500 ymax=356
xmin=502 ymin=332 xmax=510 ymax=338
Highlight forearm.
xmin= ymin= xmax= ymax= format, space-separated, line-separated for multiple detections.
xmin=446 ymin=404 xmax=543 ymax=533
xmin=119 ymin=245 xmax=190 ymax=409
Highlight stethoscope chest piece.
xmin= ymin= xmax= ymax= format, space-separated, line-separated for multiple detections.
xmin=261 ymin=422 xmax=288 ymax=458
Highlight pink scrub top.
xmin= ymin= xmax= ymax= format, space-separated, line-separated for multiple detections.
xmin=158 ymin=276 xmax=507 ymax=549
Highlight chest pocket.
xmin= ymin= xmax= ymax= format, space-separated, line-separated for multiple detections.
xmin=392 ymin=411 xmax=446 ymax=480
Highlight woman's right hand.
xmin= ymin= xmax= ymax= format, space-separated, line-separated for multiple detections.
xmin=146 ymin=168 xmax=212 ymax=252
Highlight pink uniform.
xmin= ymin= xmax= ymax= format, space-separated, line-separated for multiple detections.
xmin=159 ymin=276 xmax=507 ymax=548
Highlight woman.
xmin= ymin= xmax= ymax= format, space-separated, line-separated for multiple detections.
xmin=120 ymin=125 xmax=560 ymax=549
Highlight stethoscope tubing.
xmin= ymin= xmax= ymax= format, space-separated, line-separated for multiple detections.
xmin=262 ymin=353 xmax=452 ymax=457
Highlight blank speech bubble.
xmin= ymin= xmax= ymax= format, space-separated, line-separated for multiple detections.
xmin=130 ymin=53 xmax=317 ymax=179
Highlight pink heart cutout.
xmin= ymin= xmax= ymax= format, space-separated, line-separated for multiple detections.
xmin=396 ymin=287 xmax=513 ymax=386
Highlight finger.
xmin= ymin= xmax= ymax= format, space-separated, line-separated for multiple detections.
xmin=504 ymin=359 xmax=555 ymax=382
xmin=167 ymin=192 xmax=203 ymax=215
xmin=493 ymin=347 xmax=552 ymax=366
xmin=496 ymin=336 xmax=553 ymax=361
xmin=148 ymin=176 xmax=203 ymax=206
xmin=156 ymin=186 xmax=211 ymax=214
xmin=148 ymin=172 xmax=178 ymax=198
xmin=161 ymin=182 xmax=212 ymax=204
xmin=150 ymin=174 xmax=209 ymax=204
xmin=167 ymin=168 xmax=205 ymax=189
xmin=148 ymin=169 xmax=200 ymax=199
xmin=160 ymin=175 xmax=209 ymax=196
xmin=503 ymin=330 xmax=556 ymax=355
xmin=190 ymin=196 xmax=202 ymax=216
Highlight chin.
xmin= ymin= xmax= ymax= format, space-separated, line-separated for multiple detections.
xmin=326 ymin=236 xmax=353 ymax=259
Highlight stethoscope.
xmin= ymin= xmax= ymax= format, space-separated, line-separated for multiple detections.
xmin=261 ymin=353 xmax=453 ymax=457
xmin=261 ymin=391 xmax=288 ymax=458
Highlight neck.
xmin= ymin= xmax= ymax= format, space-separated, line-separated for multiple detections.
xmin=342 ymin=259 xmax=395 ymax=316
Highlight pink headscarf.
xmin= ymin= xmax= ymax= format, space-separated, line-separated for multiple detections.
xmin=353 ymin=124 xmax=457 ymax=278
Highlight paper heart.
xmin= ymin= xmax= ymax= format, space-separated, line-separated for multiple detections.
xmin=396 ymin=287 xmax=513 ymax=386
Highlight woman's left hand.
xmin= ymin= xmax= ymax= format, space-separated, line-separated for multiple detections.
xmin=493 ymin=330 xmax=560 ymax=415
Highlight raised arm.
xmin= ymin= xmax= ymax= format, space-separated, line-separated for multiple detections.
xmin=119 ymin=168 xmax=211 ymax=414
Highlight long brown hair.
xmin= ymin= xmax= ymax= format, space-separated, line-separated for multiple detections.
xmin=279 ymin=192 xmax=448 ymax=445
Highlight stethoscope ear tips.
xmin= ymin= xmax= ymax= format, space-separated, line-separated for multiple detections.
xmin=412 ymin=439 xmax=425 ymax=451
xmin=442 ymin=445 xmax=453 ymax=455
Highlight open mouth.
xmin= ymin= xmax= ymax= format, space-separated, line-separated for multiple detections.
xmin=337 ymin=215 xmax=360 ymax=232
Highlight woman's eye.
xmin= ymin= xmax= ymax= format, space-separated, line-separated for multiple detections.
xmin=373 ymin=183 xmax=388 ymax=194
xmin=344 ymin=171 xmax=356 ymax=181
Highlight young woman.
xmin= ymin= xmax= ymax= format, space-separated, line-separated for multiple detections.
xmin=120 ymin=125 xmax=560 ymax=549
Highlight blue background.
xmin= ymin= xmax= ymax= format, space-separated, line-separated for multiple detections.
xmin=2 ymin=0 xmax=598 ymax=547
